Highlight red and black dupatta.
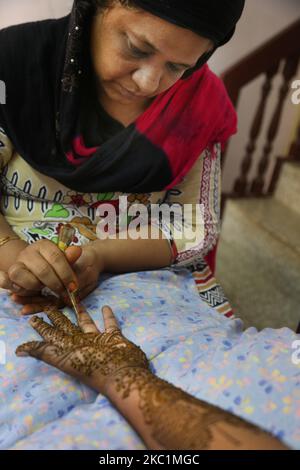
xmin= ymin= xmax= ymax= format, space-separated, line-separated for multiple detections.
xmin=0 ymin=1 xmax=237 ymax=194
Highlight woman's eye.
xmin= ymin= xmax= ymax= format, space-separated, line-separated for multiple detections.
xmin=168 ymin=63 xmax=184 ymax=74
xmin=127 ymin=42 xmax=149 ymax=58
xmin=125 ymin=38 xmax=185 ymax=74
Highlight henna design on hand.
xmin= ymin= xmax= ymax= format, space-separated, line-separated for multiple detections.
xmin=15 ymin=306 xmax=284 ymax=450
xmin=112 ymin=367 xmax=283 ymax=450
xmin=16 ymin=306 xmax=149 ymax=394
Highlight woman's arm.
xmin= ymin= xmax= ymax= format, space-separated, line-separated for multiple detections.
xmin=16 ymin=306 xmax=288 ymax=451
xmin=91 ymin=224 xmax=173 ymax=274
xmin=0 ymin=212 xmax=28 ymax=271
xmin=87 ymin=144 xmax=222 ymax=275
xmin=104 ymin=367 xmax=287 ymax=450
xmin=162 ymin=144 xmax=222 ymax=265
xmin=0 ymin=130 xmax=82 ymax=302
xmin=0 ymin=215 xmax=80 ymax=303
xmin=9 ymin=225 xmax=173 ymax=314
xmin=88 ymin=144 xmax=221 ymax=275
xmin=0 ymin=128 xmax=29 ymax=271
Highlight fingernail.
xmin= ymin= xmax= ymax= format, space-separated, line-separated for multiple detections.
xmin=16 ymin=350 xmax=29 ymax=357
xmin=102 ymin=305 xmax=112 ymax=313
xmin=30 ymin=316 xmax=39 ymax=324
xmin=62 ymin=294 xmax=71 ymax=306
xmin=78 ymin=304 xmax=85 ymax=313
xmin=20 ymin=306 xmax=33 ymax=315
xmin=15 ymin=346 xmax=29 ymax=357
xmin=20 ymin=309 xmax=30 ymax=316
xmin=68 ymin=281 xmax=78 ymax=293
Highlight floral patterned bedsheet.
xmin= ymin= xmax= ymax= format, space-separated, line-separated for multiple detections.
xmin=0 ymin=268 xmax=299 ymax=449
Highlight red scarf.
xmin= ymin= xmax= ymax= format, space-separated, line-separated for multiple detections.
xmin=65 ymin=65 xmax=237 ymax=191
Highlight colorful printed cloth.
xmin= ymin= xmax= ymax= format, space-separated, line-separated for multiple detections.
xmin=0 ymin=126 xmax=234 ymax=318
xmin=0 ymin=269 xmax=299 ymax=450
xmin=0 ymin=126 xmax=221 ymax=266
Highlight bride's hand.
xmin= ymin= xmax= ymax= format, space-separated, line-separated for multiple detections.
xmin=15 ymin=305 xmax=149 ymax=395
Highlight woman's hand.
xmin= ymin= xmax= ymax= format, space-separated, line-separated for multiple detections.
xmin=11 ymin=243 xmax=104 ymax=315
xmin=15 ymin=305 xmax=149 ymax=395
xmin=4 ymin=242 xmax=81 ymax=314
xmin=0 ymin=239 xmax=29 ymax=292
xmin=68 ymin=242 xmax=105 ymax=301
xmin=7 ymin=239 xmax=79 ymax=293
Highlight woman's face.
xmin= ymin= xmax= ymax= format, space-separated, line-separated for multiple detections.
xmin=90 ymin=3 xmax=213 ymax=106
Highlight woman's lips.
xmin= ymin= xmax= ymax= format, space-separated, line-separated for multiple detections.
xmin=117 ymin=83 xmax=145 ymax=99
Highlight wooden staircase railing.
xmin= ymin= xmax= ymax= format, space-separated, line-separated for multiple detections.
xmin=221 ymin=18 xmax=300 ymax=201
xmin=268 ymin=119 xmax=300 ymax=193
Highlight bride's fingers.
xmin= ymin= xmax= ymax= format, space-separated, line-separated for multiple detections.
xmin=45 ymin=309 xmax=81 ymax=335
xmin=28 ymin=316 xmax=73 ymax=349
xmin=16 ymin=340 xmax=49 ymax=359
xmin=102 ymin=306 xmax=120 ymax=333
xmin=76 ymin=303 xmax=99 ymax=334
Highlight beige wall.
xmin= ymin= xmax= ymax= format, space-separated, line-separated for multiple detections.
xmin=1 ymin=0 xmax=300 ymax=193
xmin=0 ymin=0 xmax=72 ymax=27
xmin=209 ymin=0 xmax=300 ymax=193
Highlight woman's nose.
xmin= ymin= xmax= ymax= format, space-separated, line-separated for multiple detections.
xmin=131 ymin=66 xmax=161 ymax=96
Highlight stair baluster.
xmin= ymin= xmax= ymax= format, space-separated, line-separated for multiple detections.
xmin=251 ymin=56 xmax=300 ymax=195
xmin=233 ymin=64 xmax=279 ymax=196
xmin=289 ymin=120 xmax=300 ymax=161
xmin=268 ymin=121 xmax=300 ymax=194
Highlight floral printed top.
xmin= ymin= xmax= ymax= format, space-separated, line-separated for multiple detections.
xmin=0 ymin=127 xmax=221 ymax=266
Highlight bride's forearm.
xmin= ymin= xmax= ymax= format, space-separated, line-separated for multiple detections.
xmin=103 ymin=368 xmax=288 ymax=451
xmin=91 ymin=225 xmax=173 ymax=273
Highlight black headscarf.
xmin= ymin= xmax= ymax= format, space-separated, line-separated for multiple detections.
xmin=132 ymin=0 xmax=245 ymax=78
xmin=0 ymin=0 xmax=245 ymax=192
xmin=132 ymin=0 xmax=245 ymax=46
